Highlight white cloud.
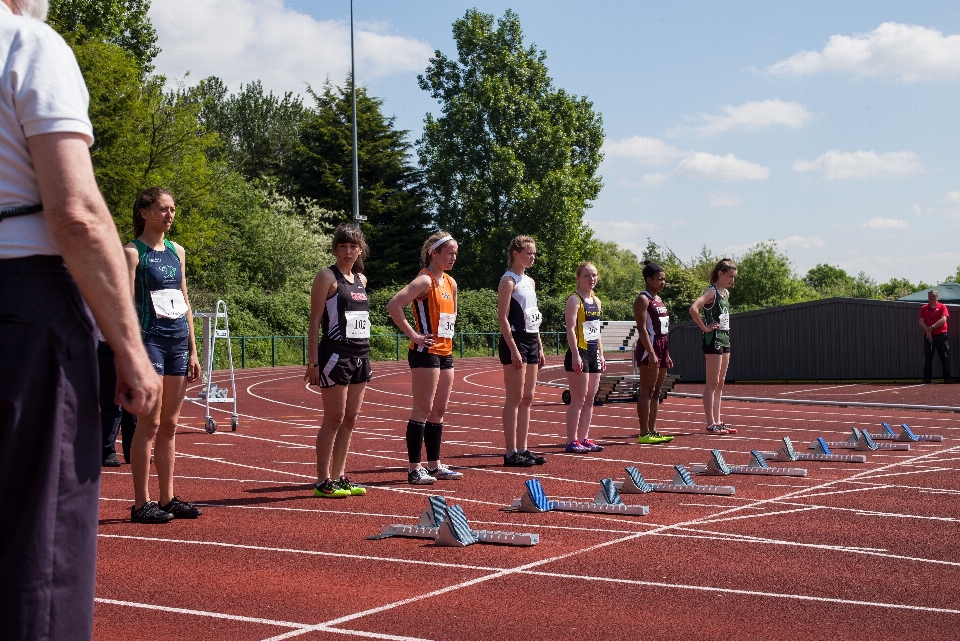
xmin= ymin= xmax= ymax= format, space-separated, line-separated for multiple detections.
xmin=792 ymin=150 xmax=922 ymax=179
xmin=603 ymin=136 xmax=687 ymax=165
xmin=768 ymin=22 xmax=960 ymax=82
xmin=641 ymin=172 xmax=670 ymax=186
xmin=943 ymin=191 xmax=960 ymax=206
xmin=778 ymin=235 xmax=826 ymax=250
xmin=707 ymin=191 xmax=742 ymax=207
xmin=149 ymin=0 xmax=433 ymax=95
xmin=696 ymin=99 xmax=810 ymax=136
xmin=865 ymin=217 xmax=908 ymax=230
xmin=675 ymin=152 xmax=769 ymax=181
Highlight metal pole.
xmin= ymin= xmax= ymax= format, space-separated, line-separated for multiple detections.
xmin=350 ymin=0 xmax=362 ymax=223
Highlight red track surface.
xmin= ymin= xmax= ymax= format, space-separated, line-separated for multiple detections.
xmin=95 ymin=356 xmax=960 ymax=640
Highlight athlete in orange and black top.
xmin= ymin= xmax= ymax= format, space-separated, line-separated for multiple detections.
xmin=386 ymin=231 xmax=463 ymax=485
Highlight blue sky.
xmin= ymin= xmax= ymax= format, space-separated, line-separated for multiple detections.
xmin=150 ymin=1 xmax=960 ymax=284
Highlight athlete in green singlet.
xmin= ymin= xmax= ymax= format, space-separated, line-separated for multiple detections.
xmin=690 ymin=258 xmax=737 ymax=435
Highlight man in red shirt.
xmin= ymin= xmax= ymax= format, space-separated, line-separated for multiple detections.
xmin=918 ymin=289 xmax=951 ymax=384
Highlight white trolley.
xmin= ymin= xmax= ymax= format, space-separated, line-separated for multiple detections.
xmin=193 ymin=300 xmax=239 ymax=433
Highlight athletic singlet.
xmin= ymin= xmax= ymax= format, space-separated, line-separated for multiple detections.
xmin=410 ymin=268 xmax=456 ymax=356
xmin=133 ymin=238 xmax=188 ymax=339
xmin=641 ymin=291 xmax=670 ymax=340
xmin=703 ymin=284 xmax=731 ymax=348
xmin=320 ymin=265 xmax=370 ymax=357
xmin=503 ymin=270 xmax=541 ymax=334
xmin=572 ymin=293 xmax=601 ymax=352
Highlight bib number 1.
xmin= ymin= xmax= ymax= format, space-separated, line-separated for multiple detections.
xmin=150 ymin=289 xmax=188 ymax=319
xmin=437 ymin=312 xmax=456 ymax=339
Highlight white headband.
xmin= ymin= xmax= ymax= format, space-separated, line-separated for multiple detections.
xmin=428 ymin=235 xmax=453 ymax=254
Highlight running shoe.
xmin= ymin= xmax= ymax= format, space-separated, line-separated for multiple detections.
xmin=335 ymin=476 xmax=367 ymax=496
xmin=130 ymin=501 xmax=174 ymax=524
xmin=637 ymin=433 xmax=665 ymax=445
xmin=160 ymin=497 xmax=203 ymax=518
xmin=407 ymin=467 xmax=437 ymax=485
xmin=651 ymin=431 xmax=674 ymax=443
xmin=102 ymin=453 xmax=121 ymax=467
xmin=520 ymin=450 xmax=547 ymax=465
xmin=718 ymin=422 xmax=737 ymax=434
xmin=314 ymin=478 xmax=351 ymax=497
xmin=427 ymin=463 xmax=463 ymax=480
xmin=706 ymin=423 xmax=731 ymax=435
xmin=565 ymin=440 xmax=589 ymax=453
xmin=504 ymin=451 xmax=535 ymax=467
xmin=580 ymin=439 xmax=604 ymax=452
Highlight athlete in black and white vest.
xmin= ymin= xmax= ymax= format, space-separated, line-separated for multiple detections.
xmin=497 ymin=236 xmax=547 ymax=467
xmin=306 ymin=224 xmax=373 ymax=498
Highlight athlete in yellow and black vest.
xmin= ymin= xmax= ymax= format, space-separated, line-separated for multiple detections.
xmin=387 ymin=232 xmax=464 ymax=485
xmin=690 ymin=258 xmax=738 ymax=435
xmin=563 ymin=262 xmax=606 ymax=454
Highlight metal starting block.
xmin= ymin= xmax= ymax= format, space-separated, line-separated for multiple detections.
xmin=759 ymin=437 xmax=866 ymax=463
xmin=689 ymin=449 xmax=807 ymax=477
xmin=509 ymin=478 xmax=649 ymax=515
xmin=615 ymin=465 xmax=735 ymax=495
xmin=370 ymin=496 xmax=539 ymax=546
xmin=811 ymin=431 xmax=910 ymax=451
xmin=873 ymin=422 xmax=944 ymax=443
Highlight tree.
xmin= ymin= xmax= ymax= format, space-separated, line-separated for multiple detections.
xmin=588 ymin=240 xmax=644 ymax=301
xmin=49 ymin=0 xmax=159 ymax=71
xmin=879 ymin=277 xmax=931 ymax=300
xmin=732 ymin=242 xmax=816 ymax=310
xmin=804 ymin=263 xmax=881 ymax=299
xmin=417 ymin=9 xmax=604 ymax=295
xmin=286 ymin=79 xmax=430 ymax=287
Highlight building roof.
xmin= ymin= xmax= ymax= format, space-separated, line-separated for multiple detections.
xmin=897 ymin=282 xmax=960 ymax=304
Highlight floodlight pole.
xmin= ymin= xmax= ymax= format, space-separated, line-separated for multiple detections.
xmin=350 ymin=0 xmax=364 ymax=222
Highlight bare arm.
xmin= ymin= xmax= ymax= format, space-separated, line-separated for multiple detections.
xmin=28 ymin=132 xmax=159 ymax=414
xmin=689 ymin=287 xmax=719 ymax=333
xmin=305 ymin=268 xmax=336 ymax=384
xmin=633 ymin=294 xmax=657 ymax=368
xmin=386 ymin=274 xmax=434 ymax=348
xmin=175 ymin=242 xmax=201 ymax=382
xmin=564 ymin=295 xmax=582 ymax=372
xmin=497 ymin=276 xmax=522 ymax=368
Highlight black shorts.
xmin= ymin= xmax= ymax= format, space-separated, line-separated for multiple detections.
xmin=314 ymin=348 xmax=372 ymax=387
xmin=702 ymin=343 xmax=731 ymax=355
xmin=142 ymin=333 xmax=191 ymax=376
xmin=408 ymin=348 xmax=454 ymax=370
xmin=564 ymin=348 xmax=602 ymax=373
xmin=498 ymin=332 xmax=541 ymax=365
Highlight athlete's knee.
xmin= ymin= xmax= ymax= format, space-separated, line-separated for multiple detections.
xmin=519 ymin=390 xmax=535 ymax=407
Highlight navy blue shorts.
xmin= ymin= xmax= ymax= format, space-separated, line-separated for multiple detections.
xmin=143 ymin=334 xmax=191 ymax=376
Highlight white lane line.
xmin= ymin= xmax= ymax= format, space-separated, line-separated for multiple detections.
xmin=777 ymin=383 xmax=856 ymax=395
xmin=97 ymin=534 xmax=502 ymax=572
xmin=519 ymin=572 xmax=960 ymax=615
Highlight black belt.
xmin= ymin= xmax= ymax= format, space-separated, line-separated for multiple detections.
xmin=0 ymin=203 xmax=43 ymax=222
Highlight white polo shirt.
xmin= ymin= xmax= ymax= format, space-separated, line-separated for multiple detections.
xmin=0 ymin=5 xmax=93 ymax=259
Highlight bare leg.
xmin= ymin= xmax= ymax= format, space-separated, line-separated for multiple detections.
xmin=155 ymin=375 xmax=188 ymax=506
xmin=636 ymin=364 xmax=660 ymax=434
xmin=577 ymin=372 xmax=602 ymax=441
xmin=703 ymin=354 xmax=723 ymax=426
xmin=426 ymin=367 xmax=455 ymax=468
xmin=330 ymin=383 xmax=367 ymax=479
xmin=316 ymin=384 xmax=349 ymax=481
xmin=713 ymin=352 xmax=731 ymax=424
xmin=408 ymin=367 xmax=441 ymax=470
xmin=516 ymin=363 xmax=538 ymax=451
xmin=565 ymin=371 xmax=588 ymax=442
xmin=648 ymin=368 xmax=669 ymax=433
xmin=131 ymin=376 xmax=163 ymax=508
xmin=501 ymin=365 xmax=525 ymax=452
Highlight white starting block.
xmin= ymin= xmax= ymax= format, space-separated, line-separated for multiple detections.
xmin=509 ymin=478 xmax=650 ymax=515
xmin=872 ymin=422 xmax=944 ymax=443
xmin=808 ymin=429 xmax=910 ymax=451
xmin=614 ymin=465 xmax=735 ymax=495
xmin=370 ymin=496 xmax=539 ymax=547
xmin=689 ymin=450 xmax=807 ymax=477
xmin=760 ymin=437 xmax=866 ymax=463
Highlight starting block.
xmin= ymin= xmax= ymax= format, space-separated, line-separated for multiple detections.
xmin=810 ymin=430 xmax=910 ymax=451
xmin=872 ymin=422 xmax=944 ymax=443
xmin=615 ymin=465 xmax=735 ymax=495
xmin=689 ymin=449 xmax=807 ymax=477
xmin=370 ymin=496 xmax=539 ymax=546
xmin=759 ymin=437 xmax=867 ymax=463
xmin=510 ymin=478 xmax=650 ymax=515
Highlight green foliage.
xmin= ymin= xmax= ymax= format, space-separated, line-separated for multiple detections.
xmin=804 ymin=263 xmax=883 ymax=299
xmin=732 ymin=242 xmax=817 ymax=310
xmin=588 ymin=240 xmax=644 ymax=301
xmin=879 ymin=277 xmax=931 ymax=300
xmin=49 ymin=0 xmax=159 ymax=71
xmin=285 ymin=79 xmax=430 ymax=287
xmin=418 ymin=9 xmax=604 ymax=296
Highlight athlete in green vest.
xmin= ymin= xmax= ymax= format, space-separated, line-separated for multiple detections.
xmin=690 ymin=259 xmax=737 ymax=435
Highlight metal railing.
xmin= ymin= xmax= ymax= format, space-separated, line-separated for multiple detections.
xmin=204 ymin=332 xmax=568 ymax=369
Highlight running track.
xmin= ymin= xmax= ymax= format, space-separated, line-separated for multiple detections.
xmin=95 ymin=356 xmax=960 ymax=640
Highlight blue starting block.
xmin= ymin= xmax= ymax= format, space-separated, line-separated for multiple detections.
xmin=511 ymin=478 xmax=649 ymax=515
xmin=689 ymin=449 xmax=807 ymax=477
xmin=370 ymin=496 xmax=539 ymax=546
xmin=872 ymin=422 xmax=944 ymax=443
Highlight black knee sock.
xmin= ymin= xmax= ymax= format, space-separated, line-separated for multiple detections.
xmin=405 ymin=420 xmax=426 ymax=464
xmin=424 ymin=421 xmax=443 ymax=462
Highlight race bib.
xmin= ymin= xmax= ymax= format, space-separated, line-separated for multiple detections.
xmin=523 ymin=307 xmax=542 ymax=332
xmin=660 ymin=314 xmax=670 ymax=335
xmin=150 ymin=288 xmax=187 ymax=319
xmin=582 ymin=319 xmax=601 ymax=343
xmin=718 ymin=312 xmax=730 ymax=331
xmin=437 ymin=312 xmax=456 ymax=339
xmin=344 ymin=311 xmax=370 ymax=339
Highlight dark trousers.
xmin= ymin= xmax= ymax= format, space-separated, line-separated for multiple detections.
xmin=0 ymin=256 xmax=100 ymax=641
xmin=97 ymin=341 xmax=137 ymax=461
xmin=923 ymin=333 xmax=951 ymax=383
